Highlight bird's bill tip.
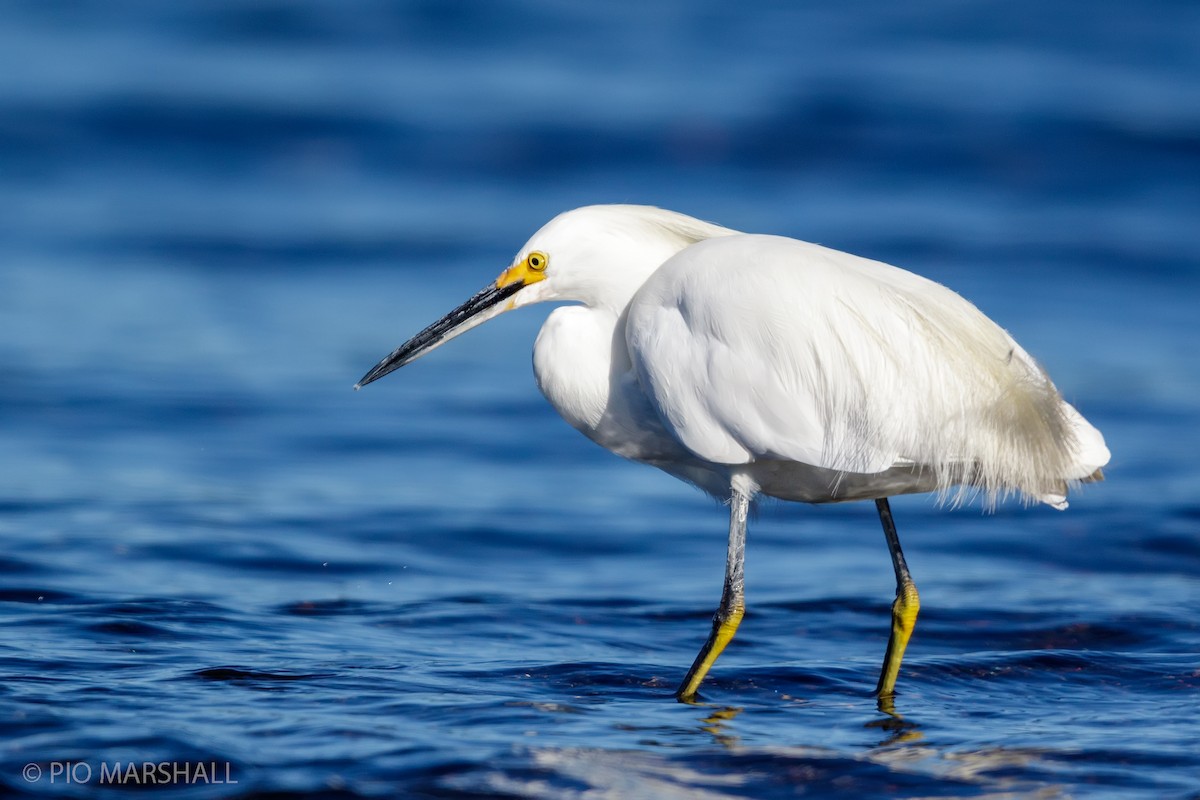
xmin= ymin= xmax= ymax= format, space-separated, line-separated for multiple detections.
xmin=355 ymin=353 xmax=409 ymax=389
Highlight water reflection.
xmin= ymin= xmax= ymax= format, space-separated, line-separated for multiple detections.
xmin=866 ymin=700 xmax=924 ymax=747
xmin=660 ymin=699 xmax=1064 ymax=798
xmin=699 ymin=705 xmax=743 ymax=748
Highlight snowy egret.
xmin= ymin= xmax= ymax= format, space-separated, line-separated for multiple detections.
xmin=357 ymin=205 xmax=1110 ymax=703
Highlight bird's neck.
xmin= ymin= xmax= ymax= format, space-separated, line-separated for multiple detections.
xmin=573 ymin=244 xmax=688 ymax=315
xmin=533 ymin=304 xmax=688 ymax=465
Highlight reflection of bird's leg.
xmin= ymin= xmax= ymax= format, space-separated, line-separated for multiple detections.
xmin=875 ymin=498 xmax=920 ymax=702
xmin=676 ymin=488 xmax=750 ymax=702
xmin=699 ymin=706 xmax=743 ymax=748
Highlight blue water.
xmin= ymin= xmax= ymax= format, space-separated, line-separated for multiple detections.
xmin=3 ymin=1 xmax=1199 ymax=797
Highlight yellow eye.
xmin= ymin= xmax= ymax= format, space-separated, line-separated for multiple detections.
xmin=527 ymin=251 xmax=548 ymax=271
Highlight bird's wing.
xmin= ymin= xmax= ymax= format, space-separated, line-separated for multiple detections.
xmin=626 ymin=234 xmax=1089 ymax=501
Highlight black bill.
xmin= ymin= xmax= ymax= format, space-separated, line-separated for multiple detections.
xmin=355 ymin=280 xmax=524 ymax=389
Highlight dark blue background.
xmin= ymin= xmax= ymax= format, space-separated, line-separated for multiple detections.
xmin=2 ymin=2 xmax=1198 ymax=797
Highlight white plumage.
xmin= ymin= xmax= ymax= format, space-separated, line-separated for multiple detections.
xmin=514 ymin=205 xmax=1107 ymax=508
xmin=357 ymin=204 xmax=1110 ymax=703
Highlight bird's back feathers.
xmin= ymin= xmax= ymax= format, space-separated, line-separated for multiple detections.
xmin=627 ymin=234 xmax=1109 ymax=507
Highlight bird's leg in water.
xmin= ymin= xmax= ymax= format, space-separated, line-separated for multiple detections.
xmin=676 ymin=488 xmax=749 ymax=702
xmin=875 ymin=497 xmax=920 ymax=703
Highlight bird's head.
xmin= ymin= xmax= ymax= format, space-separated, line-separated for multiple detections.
xmin=355 ymin=205 xmax=734 ymax=388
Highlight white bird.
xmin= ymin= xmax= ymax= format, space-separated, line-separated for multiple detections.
xmin=357 ymin=205 xmax=1110 ymax=704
